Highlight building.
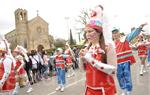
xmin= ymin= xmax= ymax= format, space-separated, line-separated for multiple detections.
xmin=5 ymin=8 xmax=54 ymax=51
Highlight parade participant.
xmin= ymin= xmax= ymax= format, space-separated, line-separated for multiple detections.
xmin=79 ymin=5 xmax=117 ymax=95
xmin=146 ymin=37 xmax=150 ymax=67
xmin=36 ymin=45 xmax=44 ymax=81
xmin=64 ymin=43 xmax=75 ymax=78
xmin=112 ymin=23 xmax=147 ymax=95
xmin=136 ymin=34 xmax=147 ymax=76
xmin=50 ymin=48 xmax=68 ymax=92
xmin=42 ymin=50 xmax=50 ymax=80
xmin=13 ymin=45 xmax=33 ymax=94
xmin=0 ymin=35 xmax=16 ymax=95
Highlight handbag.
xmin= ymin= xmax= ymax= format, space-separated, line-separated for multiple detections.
xmin=32 ymin=56 xmax=38 ymax=69
xmin=32 ymin=63 xmax=37 ymax=69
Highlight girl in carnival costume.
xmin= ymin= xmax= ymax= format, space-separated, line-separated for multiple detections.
xmin=0 ymin=35 xmax=16 ymax=95
xmin=79 ymin=5 xmax=117 ymax=95
xmin=64 ymin=43 xmax=75 ymax=78
xmin=135 ymin=34 xmax=148 ymax=76
xmin=13 ymin=45 xmax=33 ymax=94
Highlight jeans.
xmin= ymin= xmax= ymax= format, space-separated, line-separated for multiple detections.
xmin=56 ymin=68 xmax=66 ymax=85
xmin=117 ymin=61 xmax=132 ymax=91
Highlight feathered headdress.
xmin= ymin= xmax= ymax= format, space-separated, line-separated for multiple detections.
xmin=14 ymin=45 xmax=29 ymax=62
xmin=85 ymin=5 xmax=114 ymax=44
xmin=0 ymin=34 xmax=16 ymax=65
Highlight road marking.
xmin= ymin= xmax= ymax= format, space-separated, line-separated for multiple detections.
xmin=46 ymin=78 xmax=85 ymax=95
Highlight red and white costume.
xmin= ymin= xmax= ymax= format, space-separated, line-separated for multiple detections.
xmin=0 ymin=57 xmax=16 ymax=93
xmin=115 ymin=40 xmax=136 ymax=64
xmin=79 ymin=4 xmax=117 ymax=95
xmin=13 ymin=45 xmax=33 ymax=94
xmin=64 ymin=49 xmax=73 ymax=65
xmin=137 ymin=41 xmax=147 ymax=57
xmin=0 ymin=36 xmax=16 ymax=95
xmin=13 ymin=46 xmax=29 ymax=87
xmin=83 ymin=45 xmax=116 ymax=95
xmin=55 ymin=55 xmax=66 ymax=70
xmin=15 ymin=55 xmax=26 ymax=76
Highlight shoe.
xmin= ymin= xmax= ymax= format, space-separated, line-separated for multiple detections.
xmin=67 ymin=75 xmax=71 ymax=78
xmin=121 ymin=92 xmax=126 ymax=95
xmin=55 ymin=86 xmax=61 ymax=91
xmin=146 ymin=64 xmax=150 ymax=67
xmin=140 ymin=74 xmax=143 ymax=76
xmin=121 ymin=89 xmax=127 ymax=95
xmin=126 ymin=91 xmax=131 ymax=95
xmin=12 ymin=91 xmax=18 ymax=95
xmin=46 ymin=78 xmax=51 ymax=80
xmin=71 ymin=73 xmax=75 ymax=77
xmin=26 ymin=87 xmax=33 ymax=93
xmin=60 ymin=86 xmax=64 ymax=92
xmin=143 ymin=69 xmax=147 ymax=73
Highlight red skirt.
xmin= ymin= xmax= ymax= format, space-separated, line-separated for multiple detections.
xmin=85 ymin=87 xmax=116 ymax=95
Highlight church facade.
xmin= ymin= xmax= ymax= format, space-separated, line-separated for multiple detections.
xmin=5 ymin=8 xmax=54 ymax=51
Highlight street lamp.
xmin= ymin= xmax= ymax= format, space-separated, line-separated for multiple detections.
xmin=65 ymin=17 xmax=70 ymax=32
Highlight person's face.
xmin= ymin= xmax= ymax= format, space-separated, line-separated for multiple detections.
xmin=13 ymin=51 xmax=18 ymax=57
xmin=112 ymin=32 xmax=120 ymax=40
xmin=56 ymin=50 xmax=61 ymax=55
xmin=148 ymin=38 xmax=150 ymax=42
xmin=0 ymin=52 xmax=3 ymax=57
xmin=84 ymin=27 xmax=100 ymax=43
xmin=138 ymin=36 xmax=143 ymax=41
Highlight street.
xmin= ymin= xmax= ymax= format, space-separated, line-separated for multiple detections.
xmin=19 ymin=51 xmax=150 ymax=95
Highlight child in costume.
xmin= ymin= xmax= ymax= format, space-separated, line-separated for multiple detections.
xmin=64 ymin=43 xmax=75 ymax=78
xmin=50 ymin=48 xmax=68 ymax=92
xmin=13 ymin=45 xmax=33 ymax=94
xmin=135 ymin=34 xmax=148 ymax=76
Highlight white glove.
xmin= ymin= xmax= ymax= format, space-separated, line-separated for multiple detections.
xmin=84 ymin=52 xmax=116 ymax=75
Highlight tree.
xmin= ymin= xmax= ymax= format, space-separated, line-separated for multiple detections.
xmin=75 ymin=8 xmax=90 ymax=26
xmin=54 ymin=38 xmax=66 ymax=48
xmin=69 ymin=29 xmax=75 ymax=45
xmin=74 ymin=8 xmax=89 ymax=43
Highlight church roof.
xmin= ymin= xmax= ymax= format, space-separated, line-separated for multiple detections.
xmin=28 ymin=15 xmax=49 ymax=25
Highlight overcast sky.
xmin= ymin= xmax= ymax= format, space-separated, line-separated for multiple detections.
xmin=0 ymin=0 xmax=150 ymax=40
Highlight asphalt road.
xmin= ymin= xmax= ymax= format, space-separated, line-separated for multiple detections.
xmin=18 ymin=51 xmax=150 ymax=95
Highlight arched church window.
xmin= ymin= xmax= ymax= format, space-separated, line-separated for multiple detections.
xmin=24 ymin=40 xmax=27 ymax=48
xmin=37 ymin=26 xmax=42 ymax=34
xmin=19 ymin=12 xmax=23 ymax=21
xmin=24 ymin=12 xmax=27 ymax=20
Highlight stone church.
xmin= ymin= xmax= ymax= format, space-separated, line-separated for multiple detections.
xmin=5 ymin=8 xmax=54 ymax=51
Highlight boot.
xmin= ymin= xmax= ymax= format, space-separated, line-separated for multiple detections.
xmin=140 ymin=65 xmax=144 ymax=76
xmin=143 ymin=65 xmax=147 ymax=73
xmin=67 ymin=69 xmax=71 ymax=78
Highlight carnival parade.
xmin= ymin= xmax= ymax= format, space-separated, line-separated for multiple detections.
xmin=0 ymin=0 xmax=150 ymax=95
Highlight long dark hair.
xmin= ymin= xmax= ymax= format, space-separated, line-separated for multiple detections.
xmin=84 ymin=29 xmax=107 ymax=63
